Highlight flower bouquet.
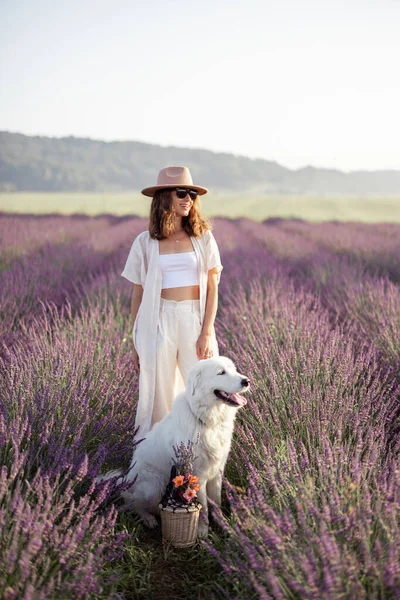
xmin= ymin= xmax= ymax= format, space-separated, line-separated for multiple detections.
xmin=159 ymin=439 xmax=202 ymax=547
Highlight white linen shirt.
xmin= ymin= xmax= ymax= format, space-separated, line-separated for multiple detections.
xmin=121 ymin=229 xmax=223 ymax=438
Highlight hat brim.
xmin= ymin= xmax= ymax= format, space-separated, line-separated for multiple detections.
xmin=141 ymin=184 xmax=208 ymax=197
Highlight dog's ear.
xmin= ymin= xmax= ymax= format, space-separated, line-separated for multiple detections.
xmin=188 ymin=370 xmax=202 ymax=397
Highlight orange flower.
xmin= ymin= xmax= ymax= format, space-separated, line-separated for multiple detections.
xmin=183 ymin=488 xmax=197 ymax=502
xmin=188 ymin=475 xmax=200 ymax=485
xmin=192 ymin=484 xmax=200 ymax=492
xmin=172 ymin=475 xmax=185 ymax=488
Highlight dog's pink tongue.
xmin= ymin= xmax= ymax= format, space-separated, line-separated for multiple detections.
xmin=233 ymin=394 xmax=247 ymax=406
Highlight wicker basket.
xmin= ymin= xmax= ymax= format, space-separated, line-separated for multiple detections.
xmin=159 ymin=502 xmax=202 ymax=548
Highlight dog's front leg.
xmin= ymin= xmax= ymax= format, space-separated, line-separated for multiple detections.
xmin=206 ymin=471 xmax=222 ymax=506
xmin=196 ymin=485 xmax=209 ymax=538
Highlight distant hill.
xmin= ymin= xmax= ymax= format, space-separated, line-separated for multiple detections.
xmin=1 ymin=130 xmax=400 ymax=195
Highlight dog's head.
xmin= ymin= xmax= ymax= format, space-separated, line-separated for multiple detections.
xmin=186 ymin=356 xmax=249 ymax=421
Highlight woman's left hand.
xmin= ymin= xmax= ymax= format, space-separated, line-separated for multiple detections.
xmin=197 ymin=332 xmax=213 ymax=360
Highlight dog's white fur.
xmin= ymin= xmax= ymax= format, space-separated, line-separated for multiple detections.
xmin=99 ymin=356 xmax=248 ymax=537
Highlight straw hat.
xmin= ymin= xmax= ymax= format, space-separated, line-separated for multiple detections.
xmin=141 ymin=166 xmax=208 ymax=197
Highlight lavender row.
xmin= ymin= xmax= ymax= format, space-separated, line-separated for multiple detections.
xmin=0 ymin=452 xmax=125 ymax=600
xmin=2 ymin=215 xmax=398 ymax=284
xmin=207 ymin=275 xmax=399 ymax=598
xmin=275 ymin=218 xmax=400 ymax=283
xmin=0 ymin=293 xmax=139 ymax=599
xmin=0 ymin=218 xmax=146 ymax=352
xmin=214 ymin=221 xmax=400 ymax=374
xmin=0 ymin=214 xmax=116 ymax=266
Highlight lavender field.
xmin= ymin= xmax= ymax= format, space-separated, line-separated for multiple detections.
xmin=1 ymin=212 xmax=399 ymax=600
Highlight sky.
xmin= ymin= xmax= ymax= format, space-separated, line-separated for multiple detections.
xmin=1 ymin=0 xmax=399 ymax=172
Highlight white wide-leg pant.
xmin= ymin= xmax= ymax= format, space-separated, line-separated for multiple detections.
xmin=151 ymin=298 xmax=203 ymax=427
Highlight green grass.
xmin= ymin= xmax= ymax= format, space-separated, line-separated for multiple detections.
xmin=1 ymin=191 xmax=400 ymax=222
xmin=98 ymin=508 xmax=236 ymax=600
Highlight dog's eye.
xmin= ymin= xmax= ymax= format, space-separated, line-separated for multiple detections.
xmin=217 ymin=370 xmax=226 ymax=375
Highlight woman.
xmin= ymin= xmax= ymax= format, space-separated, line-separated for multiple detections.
xmin=122 ymin=166 xmax=223 ymax=438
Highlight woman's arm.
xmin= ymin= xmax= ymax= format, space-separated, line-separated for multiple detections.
xmin=131 ymin=284 xmax=143 ymax=370
xmin=196 ymin=268 xmax=219 ymax=360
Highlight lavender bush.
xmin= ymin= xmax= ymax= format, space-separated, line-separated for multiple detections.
xmin=0 ymin=447 xmax=126 ymax=600
xmin=0 ymin=293 xmax=138 ymax=479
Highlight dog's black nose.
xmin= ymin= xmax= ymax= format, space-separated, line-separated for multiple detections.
xmin=241 ymin=378 xmax=250 ymax=387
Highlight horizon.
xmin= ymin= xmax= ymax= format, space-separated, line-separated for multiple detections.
xmin=3 ymin=129 xmax=400 ymax=176
xmin=1 ymin=0 xmax=399 ymax=172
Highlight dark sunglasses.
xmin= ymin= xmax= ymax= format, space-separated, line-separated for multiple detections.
xmin=175 ymin=187 xmax=199 ymax=201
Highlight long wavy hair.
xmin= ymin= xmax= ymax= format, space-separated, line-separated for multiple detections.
xmin=148 ymin=189 xmax=211 ymax=240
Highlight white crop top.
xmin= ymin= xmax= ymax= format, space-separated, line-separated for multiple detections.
xmin=159 ymin=251 xmax=199 ymax=289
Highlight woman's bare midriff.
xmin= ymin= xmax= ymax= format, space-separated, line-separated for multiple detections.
xmin=161 ymin=285 xmax=200 ymax=301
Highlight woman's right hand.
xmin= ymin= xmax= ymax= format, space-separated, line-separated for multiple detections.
xmin=133 ymin=347 xmax=140 ymax=371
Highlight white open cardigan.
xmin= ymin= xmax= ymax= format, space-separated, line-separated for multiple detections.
xmin=121 ymin=229 xmax=223 ymax=438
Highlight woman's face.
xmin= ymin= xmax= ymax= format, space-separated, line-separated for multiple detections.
xmin=170 ymin=189 xmax=194 ymax=218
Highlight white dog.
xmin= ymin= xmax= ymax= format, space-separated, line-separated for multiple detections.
xmin=100 ymin=356 xmax=249 ymax=537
